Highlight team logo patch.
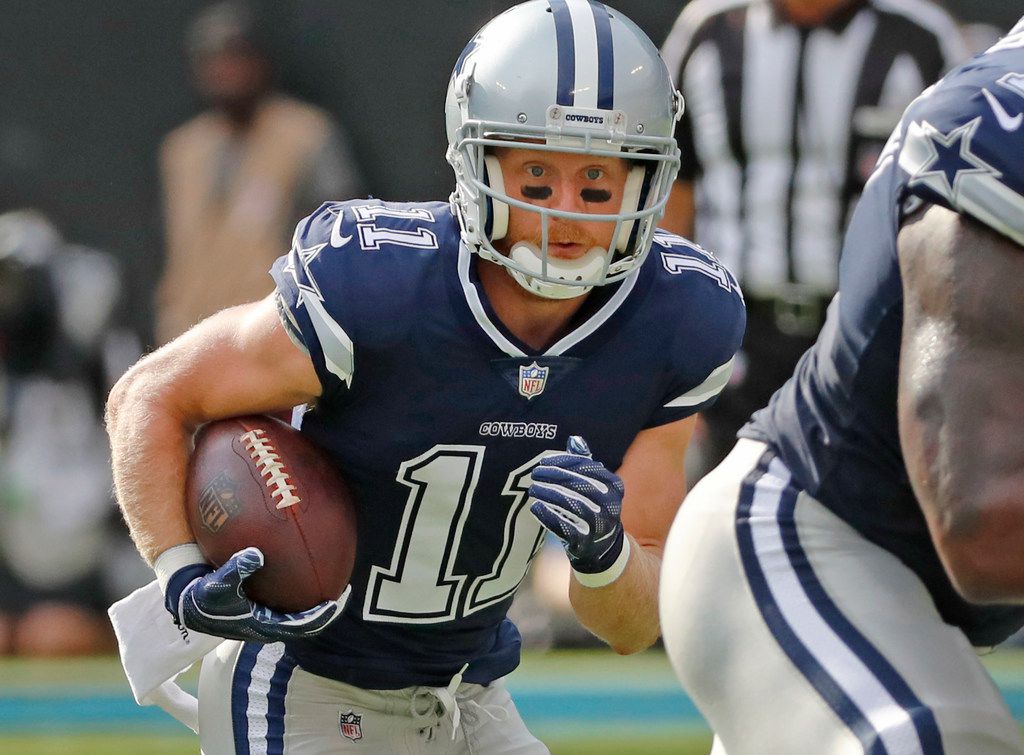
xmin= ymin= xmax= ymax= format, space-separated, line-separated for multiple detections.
xmin=340 ymin=710 xmax=363 ymax=742
xmin=518 ymin=362 xmax=549 ymax=400
xmin=904 ymin=118 xmax=999 ymax=201
xmin=197 ymin=473 xmax=241 ymax=533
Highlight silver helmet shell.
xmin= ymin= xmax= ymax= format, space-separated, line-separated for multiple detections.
xmin=445 ymin=0 xmax=684 ymax=299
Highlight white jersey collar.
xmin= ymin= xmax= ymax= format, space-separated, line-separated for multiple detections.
xmin=456 ymin=243 xmax=641 ymax=358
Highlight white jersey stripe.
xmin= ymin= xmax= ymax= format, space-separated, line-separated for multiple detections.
xmin=299 ymin=288 xmax=355 ymax=387
xmin=663 ymin=357 xmax=734 ymax=407
xmin=244 ymin=643 xmax=287 ymax=755
xmin=665 ymin=0 xmax=965 ymax=295
xmin=546 ymin=266 xmax=639 ymax=355
xmin=458 ymin=244 xmax=527 ymax=358
xmin=741 ymin=2 xmax=798 ymax=291
xmin=684 ymin=43 xmax=744 ymax=277
xmin=794 ymin=9 xmax=877 ymax=291
xmin=458 ymin=243 xmax=640 ymax=358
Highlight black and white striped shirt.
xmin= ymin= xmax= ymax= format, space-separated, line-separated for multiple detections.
xmin=661 ymin=0 xmax=966 ymax=297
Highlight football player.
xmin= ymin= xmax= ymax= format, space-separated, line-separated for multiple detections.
xmin=660 ymin=19 xmax=1024 ymax=755
xmin=106 ymin=1 xmax=745 ymax=752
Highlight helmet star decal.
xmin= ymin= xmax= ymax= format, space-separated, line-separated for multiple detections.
xmin=452 ymin=33 xmax=482 ymax=79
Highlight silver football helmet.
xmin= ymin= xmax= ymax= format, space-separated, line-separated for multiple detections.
xmin=446 ymin=0 xmax=684 ymax=299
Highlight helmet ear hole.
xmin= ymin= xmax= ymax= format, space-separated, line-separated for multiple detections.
xmin=483 ymin=155 xmax=509 ymax=242
xmin=614 ymin=165 xmax=647 ymax=252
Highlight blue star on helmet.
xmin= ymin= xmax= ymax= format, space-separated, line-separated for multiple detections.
xmin=453 ymin=33 xmax=482 ymax=78
xmin=907 ymin=117 xmax=1000 ymax=200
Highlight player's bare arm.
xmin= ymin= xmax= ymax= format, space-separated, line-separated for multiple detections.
xmin=898 ymin=203 xmax=1024 ymax=603
xmin=570 ymin=416 xmax=695 ymax=654
xmin=106 ymin=294 xmax=321 ymax=565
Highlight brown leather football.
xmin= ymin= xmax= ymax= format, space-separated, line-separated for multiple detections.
xmin=185 ymin=414 xmax=357 ymax=612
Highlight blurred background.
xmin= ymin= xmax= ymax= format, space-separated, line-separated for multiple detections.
xmin=2 ymin=0 xmax=1016 ymax=340
xmin=0 ymin=1 xmax=1021 ymax=753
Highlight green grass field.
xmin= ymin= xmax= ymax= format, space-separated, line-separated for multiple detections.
xmin=1 ymin=649 xmax=709 ymax=754
xmin=0 ymin=733 xmax=714 ymax=755
xmin=4 ymin=647 xmax=1024 ymax=754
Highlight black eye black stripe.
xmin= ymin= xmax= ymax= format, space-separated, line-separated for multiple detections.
xmin=522 ymin=185 xmax=553 ymax=200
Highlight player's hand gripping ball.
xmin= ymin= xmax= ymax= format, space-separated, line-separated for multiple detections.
xmin=165 ymin=547 xmax=349 ymax=643
xmin=184 ymin=415 xmax=358 ymax=613
xmin=529 ymin=436 xmax=627 ymax=581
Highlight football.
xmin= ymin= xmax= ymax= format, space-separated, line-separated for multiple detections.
xmin=185 ymin=414 xmax=357 ymax=613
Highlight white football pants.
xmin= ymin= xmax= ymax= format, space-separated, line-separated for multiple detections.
xmin=660 ymin=439 xmax=1023 ymax=755
xmin=197 ymin=640 xmax=549 ymax=754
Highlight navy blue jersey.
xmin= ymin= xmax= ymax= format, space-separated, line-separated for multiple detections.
xmin=270 ymin=199 xmax=745 ymax=688
xmin=745 ymin=25 xmax=1024 ymax=647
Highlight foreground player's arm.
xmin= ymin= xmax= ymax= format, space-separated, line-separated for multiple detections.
xmin=106 ymin=294 xmax=321 ymax=565
xmin=897 ymin=204 xmax=1024 ymax=603
xmin=531 ymin=417 xmax=695 ymax=653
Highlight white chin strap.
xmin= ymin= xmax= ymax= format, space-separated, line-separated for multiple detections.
xmin=508 ymin=242 xmax=607 ymax=300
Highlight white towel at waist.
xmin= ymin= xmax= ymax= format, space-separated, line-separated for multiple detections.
xmin=107 ymin=579 xmax=224 ymax=732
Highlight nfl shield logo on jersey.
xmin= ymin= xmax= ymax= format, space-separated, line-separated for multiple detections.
xmin=518 ymin=362 xmax=549 ymax=399
xmin=339 ymin=710 xmax=363 ymax=742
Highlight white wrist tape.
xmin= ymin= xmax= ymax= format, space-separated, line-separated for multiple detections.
xmin=153 ymin=543 xmax=207 ymax=595
xmin=572 ymin=535 xmax=632 ymax=588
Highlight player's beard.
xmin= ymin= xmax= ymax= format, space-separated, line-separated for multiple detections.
xmin=520 ymin=220 xmax=609 ymax=260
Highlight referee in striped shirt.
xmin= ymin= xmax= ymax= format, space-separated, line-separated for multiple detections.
xmin=660 ymin=0 xmax=966 ymax=477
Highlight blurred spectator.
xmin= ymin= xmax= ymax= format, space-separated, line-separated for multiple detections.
xmin=0 ymin=210 xmax=142 ymax=656
xmin=156 ymin=0 xmax=364 ymax=345
xmin=660 ymin=0 xmax=966 ymax=480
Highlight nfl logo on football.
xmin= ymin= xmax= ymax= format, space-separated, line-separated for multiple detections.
xmin=339 ymin=710 xmax=362 ymax=742
xmin=197 ymin=473 xmax=240 ymax=533
xmin=518 ymin=361 xmax=549 ymax=400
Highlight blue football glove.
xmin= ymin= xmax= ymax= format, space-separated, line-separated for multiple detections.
xmin=164 ymin=547 xmax=348 ymax=643
xmin=529 ymin=436 xmax=631 ymax=587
